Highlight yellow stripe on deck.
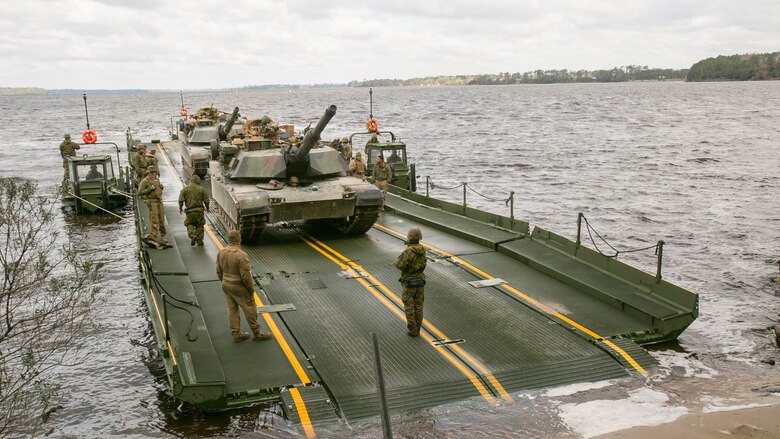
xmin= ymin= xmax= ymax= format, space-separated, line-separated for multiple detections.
xmin=154 ymin=141 xmax=317 ymax=437
xmin=373 ymin=223 xmax=649 ymax=377
xmin=299 ymin=233 xmax=501 ymax=405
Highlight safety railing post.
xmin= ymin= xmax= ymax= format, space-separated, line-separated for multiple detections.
xmin=576 ymin=212 xmax=583 ymax=248
xmin=656 ymin=240 xmax=664 ymax=282
xmin=509 ymin=191 xmax=515 ymax=221
xmin=425 ymin=176 xmax=430 ymax=198
xmin=462 ymin=183 xmax=467 ymax=211
xmin=161 ymin=290 xmax=170 ymax=342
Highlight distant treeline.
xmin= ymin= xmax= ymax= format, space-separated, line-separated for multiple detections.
xmin=348 ymin=66 xmax=689 ymax=87
xmin=687 ymin=52 xmax=780 ymax=81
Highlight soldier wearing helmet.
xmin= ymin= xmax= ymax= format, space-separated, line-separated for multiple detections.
xmin=59 ymin=133 xmax=80 ymax=179
xmin=216 ymin=230 xmax=273 ymax=343
xmin=394 ymin=227 xmax=427 ymax=336
xmin=138 ymin=166 xmax=168 ymax=247
xmin=348 ymin=151 xmax=366 ymax=181
xmin=178 ymin=174 xmax=210 ymax=246
xmin=340 ymin=136 xmax=352 ymax=162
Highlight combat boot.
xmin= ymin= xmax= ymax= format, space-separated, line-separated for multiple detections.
xmin=253 ymin=332 xmax=273 ymax=341
xmin=233 ymin=332 xmax=250 ymax=343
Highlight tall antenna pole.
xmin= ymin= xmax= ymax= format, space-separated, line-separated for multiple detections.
xmin=83 ymin=93 xmax=91 ymax=130
xmin=369 ymin=88 xmax=374 ymax=119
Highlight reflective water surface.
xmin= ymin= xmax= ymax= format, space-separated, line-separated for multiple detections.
xmin=1 ymin=81 xmax=778 ymax=438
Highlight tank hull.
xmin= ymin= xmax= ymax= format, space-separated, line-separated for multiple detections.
xmin=209 ymin=161 xmax=382 ymax=240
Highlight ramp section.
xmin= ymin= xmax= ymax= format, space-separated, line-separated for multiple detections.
xmin=263 ymin=272 xmax=485 ymax=420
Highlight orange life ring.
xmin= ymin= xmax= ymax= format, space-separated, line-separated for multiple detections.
xmin=366 ymin=118 xmax=378 ymax=133
xmin=82 ymin=129 xmax=97 ymax=144
xmin=179 ymin=107 xmax=188 ymax=117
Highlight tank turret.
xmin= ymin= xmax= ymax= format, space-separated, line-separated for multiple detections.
xmin=209 ymin=104 xmax=383 ymax=242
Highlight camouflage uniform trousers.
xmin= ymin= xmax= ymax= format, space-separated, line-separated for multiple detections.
xmin=62 ymin=159 xmax=69 ymax=179
xmin=374 ymin=179 xmax=388 ymax=209
xmin=402 ymin=285 xmax=424 ymax=335
xmin=221 ymin=281 xmax=261 ymax=338
xmin=145 ymin=199 xmax=167 ymax=241
xmin=184 ymin=209 xmax=206 ymax=245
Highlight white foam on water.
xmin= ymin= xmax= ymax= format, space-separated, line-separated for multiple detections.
xmin=557 ymin=387 xmax=688 ymax=438
xmin=650 ymin=349 xmax=719 ymax=379
xmin=542 ymin=379 xmax=619 ymax=398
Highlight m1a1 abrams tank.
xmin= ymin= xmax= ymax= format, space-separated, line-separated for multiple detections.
xmin=209 ymin=105 xmax=382 ymax=242
xmin=176 ymin=106 xmax=241 ymax=178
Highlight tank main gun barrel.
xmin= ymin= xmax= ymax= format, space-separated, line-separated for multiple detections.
xmin=295 ymin=105 xmax=336 ymax=162
xmin=221 ymin=107 xmax=240 ymax=140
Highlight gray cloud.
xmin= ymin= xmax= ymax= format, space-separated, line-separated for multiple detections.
xmin=2 ymin=0 xmax=778 ymax=89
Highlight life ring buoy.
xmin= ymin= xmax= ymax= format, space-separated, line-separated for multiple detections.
xmin=366 ymin=118 xmax=378 ymax=133
xmin=82 ymin=129 xmax=97 ymax=144
xmin=179 ymin=107 xmax=188 ymax=117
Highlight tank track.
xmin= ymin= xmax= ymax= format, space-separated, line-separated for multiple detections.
xmin=334 ymin=206 xmax=380 ymax=235
xmin=212 ymin=202 xmax=266 ymax=243
xmin=239 ymin=214 xmax=266 ymax=243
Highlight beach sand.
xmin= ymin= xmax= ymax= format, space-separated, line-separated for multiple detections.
xmin=595 ymin=402 xmax=780 ymax=438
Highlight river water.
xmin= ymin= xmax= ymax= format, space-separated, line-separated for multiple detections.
xmin=1 ymin=81 xmax=778 ymax=438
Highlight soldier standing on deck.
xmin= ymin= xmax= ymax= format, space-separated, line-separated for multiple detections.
xmin=178 ymin=175 xmax=210 ymax=247
xmin=394 ymin=227 xmax=427 ymax=337
xmin=59 ymin=133 xmax=80 ymax=179
xmin=216 ymin=230 xmax=273 ymax=343
xmin=348 ymin=152 xmax=367 ymax=181
xmin=340 ymin=136 xmax=352 ymax=162
xmin=372 ymin=155 xmax=392 ymax=211
xmin=138 ymin=167 xmax=169 ymax=247
xmin=145 ymin=149 xmax=159 ymax=172
xmin=132 ymin=145 xmax=148 ymax=187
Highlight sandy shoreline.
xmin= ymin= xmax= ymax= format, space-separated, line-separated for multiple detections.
xmin=594 ymin=401 xmax=780 ymax=438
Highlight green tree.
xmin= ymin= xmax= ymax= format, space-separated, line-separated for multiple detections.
xmin=0 ymin=178 xmax=103 ymax=438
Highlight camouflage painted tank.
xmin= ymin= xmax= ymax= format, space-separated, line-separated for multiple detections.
xmin=174 ymin=106 xmax=242 ymax=178
xmin=209 ymin=105 xmax=382 ymax=241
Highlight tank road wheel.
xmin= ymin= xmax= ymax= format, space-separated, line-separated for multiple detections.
xmin=239 ymin=215 xmax=267 ymax=243
xmin=334 ymin=206 xmax=379 ymax=235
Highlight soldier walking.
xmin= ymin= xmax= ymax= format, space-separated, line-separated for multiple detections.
xmin=59 ymin=133 xmax=80 ymax=180
xmin=216 ymin=230 xmax=273 ymax=343
xmin=138 ymin=167 xmax=169 ymax=247
xmin=372 ymin=155 xmax=392 ymax=211
xmin=348 ymin=152 xmax=367 ymax=181
xmin=394 ymin=227 xmax=427 ymax=336
xmin=178 ymin=175 xmax=210 ymax=246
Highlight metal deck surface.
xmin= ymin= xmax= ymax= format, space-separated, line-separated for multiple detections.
xmin=141 ymin=141 xmax=661 ymax=428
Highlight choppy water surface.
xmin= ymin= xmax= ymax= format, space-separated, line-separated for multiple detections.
xmin=2 ymin=82 xmax=779 ymax=438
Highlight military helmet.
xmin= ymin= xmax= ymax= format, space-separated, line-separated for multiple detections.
xmin=147 ymin=166 xmax=158 ymax=174
xmin=289 ymin=176 xmax=299 ymax=186
xmin=64 ymin=133 xmax=71 ymax=139
xmin=341 ymin=136 xmax=349 ymax=143
xmin=227 ymin=230 xmax=241 ymax=244
xmin=407 ymin=227 xmax=422 ymax=243
xmin=260 ymin=116 xmax=271 ymax=124
xmin=190 ymin=175 xmax=201 ymax=184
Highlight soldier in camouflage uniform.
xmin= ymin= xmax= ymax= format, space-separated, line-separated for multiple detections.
xmin=340 ymin=136 xmax=352 ymax=162
xmin=132 ymin=145 xmax=148 ymax=187
xmin=372 ymin=155 xmax=392 ymax=211
xmin=394 ymin=227 xmax=427 ymax=336
xmin=216 ymin=230 xmax=272 ymax=343
xmin=348 ymin=152 xmax=367 ymax=181
xmin=178 ymin=175 xmax=210 ymax=246
xmin=59 ymin=133 xmax=80 ymax=179
xmin=137 ymin=167 xmax=168 ymax=246
xmin=145 ymin=149 xmax=158 ymax=171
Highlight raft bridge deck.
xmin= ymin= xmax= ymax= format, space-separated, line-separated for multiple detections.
xmin=134 ymin=140 xmax=697 ymax=435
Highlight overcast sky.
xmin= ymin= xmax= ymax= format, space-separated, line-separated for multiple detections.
xmin=1 ymin=0 xmax=778 ymax=89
